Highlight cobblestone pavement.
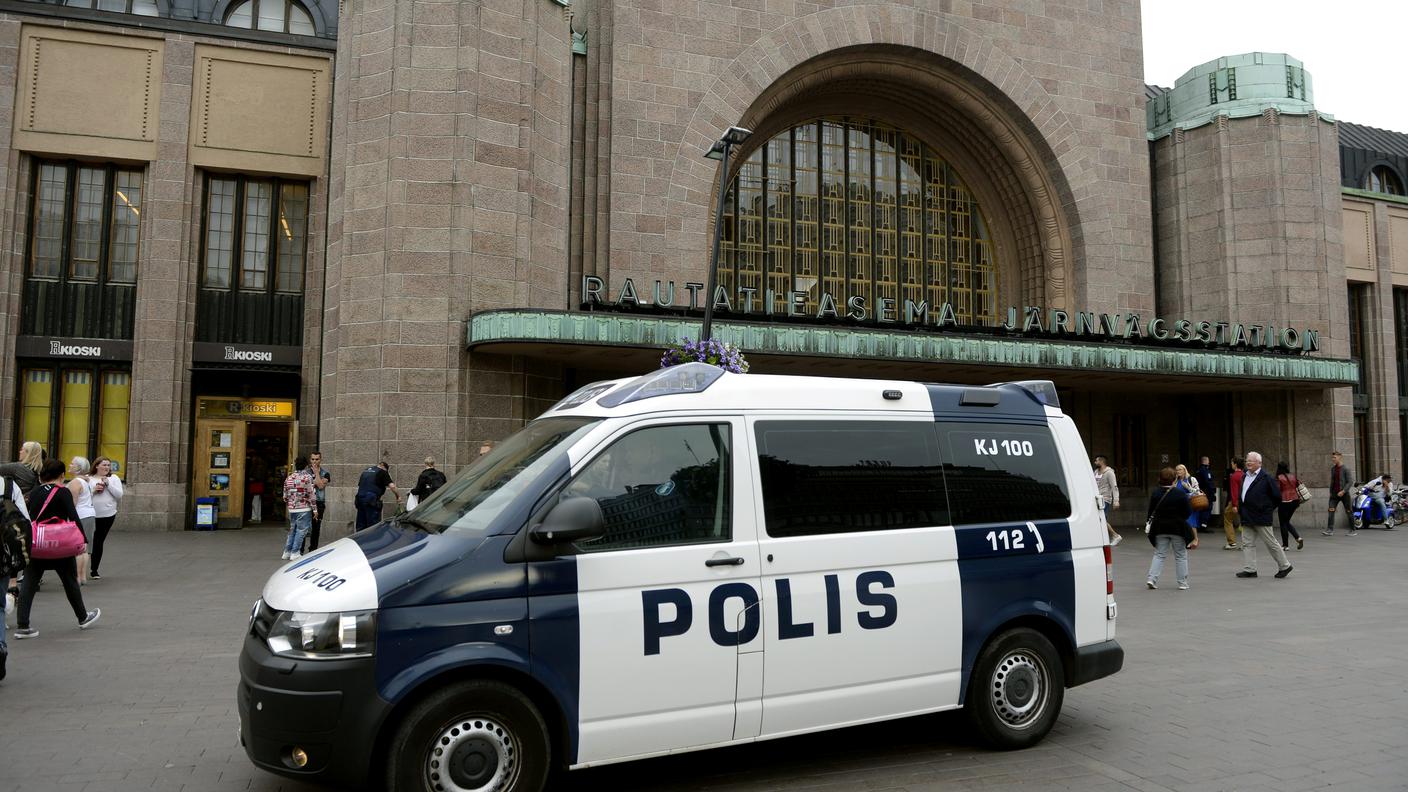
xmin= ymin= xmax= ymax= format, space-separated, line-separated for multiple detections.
xmin=2 ymin=522 xmax=1406 ymax=791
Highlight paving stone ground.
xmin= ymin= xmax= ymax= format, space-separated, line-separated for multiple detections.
xmin=2 ymin=522 xmax=1406 ymax=791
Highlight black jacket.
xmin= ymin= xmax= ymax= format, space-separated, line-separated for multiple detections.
xmin=1147 ymin=486 xmax=1193 ymax=542
xmin=411 ymin=468 xmax=447 ymax=499
xmin=1194 ymin=464 xmax=1218 ymax=503
xmin=1238 ymin=469 xmax=1281 ymax=526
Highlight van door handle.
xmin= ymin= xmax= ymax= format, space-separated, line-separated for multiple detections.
xmin=705 ymin=556 xmax=745 ymax=567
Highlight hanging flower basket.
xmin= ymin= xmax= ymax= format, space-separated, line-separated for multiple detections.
xmin=660 ymin=337 xmax=750 ymax=373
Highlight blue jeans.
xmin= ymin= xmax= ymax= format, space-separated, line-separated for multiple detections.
xmin=283 ymin=511 xmax=313 ymax=555
xmin=1148 ymin=534 xmax=1189 ymax=585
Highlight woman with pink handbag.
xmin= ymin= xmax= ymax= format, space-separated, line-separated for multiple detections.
xmin=12 ymin=459 xmax=99 ymax=639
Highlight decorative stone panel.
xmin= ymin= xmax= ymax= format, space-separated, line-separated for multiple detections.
xmin=14 ymin=25 xmax=163 ymax=161
xmin=189 ymin=44 xmax=329 ymax=176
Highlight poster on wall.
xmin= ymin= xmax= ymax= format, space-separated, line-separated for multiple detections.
xmin=209 ymin=473 xmax=230 ymax=491
xmin=211 ymin=430 xmax=232 ymax=449
xmin=211 ymin=452 xmax=230 ymax=469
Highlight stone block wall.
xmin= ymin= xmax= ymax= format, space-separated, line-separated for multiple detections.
xmin=583 ymin=0 xmax=1154 ymax=317
xmin=0 ymin=13 xmax=335 ymax=529
xmin=316 ymin=0 xmax=574 ymax=537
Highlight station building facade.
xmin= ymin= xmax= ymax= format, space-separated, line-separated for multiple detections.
xmin=0 ymin=0 xmax=1390 ymax=531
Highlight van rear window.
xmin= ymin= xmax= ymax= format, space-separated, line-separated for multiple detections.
xmin=936 ymin=422 xmax=1071 ymax=524
xmin=755 ymin=420 xmax=949 ymax=537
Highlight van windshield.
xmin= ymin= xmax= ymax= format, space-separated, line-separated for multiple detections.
xmin=406 ymin=417 xmax=601 ymax=534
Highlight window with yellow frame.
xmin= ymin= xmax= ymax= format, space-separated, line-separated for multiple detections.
xmin=15 ymin=366 xmax=131 ymax=477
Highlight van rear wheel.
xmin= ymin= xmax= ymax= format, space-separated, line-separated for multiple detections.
xmin=386 ymin=680 xmax=550 ymax=792
xmin=964 ymin=628 xmax=1064 ymax=750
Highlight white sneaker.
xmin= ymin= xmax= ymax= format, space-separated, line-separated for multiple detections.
xmin=1146 ymin=579 xmax=1156 ymax=589
xmin=1110 ymin=533 xmax=1123 ymax=547
xmin=1177 ymin=582 xmax=1190 ymax=590
xmin=281 ymin=551 xmax=291 ymax=560
xmin=288 ymin=552 xmax=302 ymax=561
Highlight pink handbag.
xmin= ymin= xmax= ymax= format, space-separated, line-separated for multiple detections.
xmin=31 ymin=485 xmax=85 ymax=560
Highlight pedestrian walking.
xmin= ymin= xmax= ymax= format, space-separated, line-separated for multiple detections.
xmin=303 ymin=450 xmax=330 ymax=552
xmin=0 ymin=441 xmax=44 ymax=498
xmin=1275 ymin=461 xmax=1304 ymax=551
xmin=407 ymin=456 xmax=447 ymax=510
xmin=13 ymin=459 xmax=101 ymax=640
xmin=1173 ymin=464 xmax=1204 ymax=531
xmin=1094 ymin=455 xmax=1121 ymax=546
xmin=354 ymin=461 xmax=399 ymax=531
xmin=281 ymin=456 xmax=316 ymax=561
xmin=1324 ymin=450 xmax=1354 ymax=536
xmin=1146 ymin=467 xmax=1198 ymax=590
xmin=0 ymin=472 xmax=32 ymax=681
xmin=67 ymin=456 xmax=95 ymax=584
xmin=0 ymin=441 xmax=42 ymax=603
xmin=1222 ymin=457 xmax=1244 ymax=550
xmin=1236 ymin=451 xmax=1292 ymax=579
xmin=1194 ymin=456 xmax=1217 ymax=529
xmin=88 ymin=457 xmax=124 ymax=579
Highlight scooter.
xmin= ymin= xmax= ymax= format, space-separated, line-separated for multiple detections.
xmin=1352 ymin=485 xmax=1397 ymax=530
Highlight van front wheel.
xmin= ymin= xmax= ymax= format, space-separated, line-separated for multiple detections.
xmin=964 ymin=628 xmax=1064 ymax=750
xmin=386 ymin=679 xmax=551 ymax=792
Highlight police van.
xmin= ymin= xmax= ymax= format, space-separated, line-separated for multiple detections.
xmin=239 ymin=363 xmax=1123 ymax=791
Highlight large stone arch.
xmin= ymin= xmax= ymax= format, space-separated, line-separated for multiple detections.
xmin=660 ymin=7 xmax=1090 ymax=311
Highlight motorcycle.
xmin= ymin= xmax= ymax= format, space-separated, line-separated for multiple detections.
xmin=1352 ymin=485 xmax=1401 ymax=530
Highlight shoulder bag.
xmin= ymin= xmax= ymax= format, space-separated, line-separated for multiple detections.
xmin=1145 ymin=488 xmax=1173 ymax=535
xmin=1295 ymin=478 xmax=1312 ymax=503
xmin=31 ymin=485 xmax=86 ymax=560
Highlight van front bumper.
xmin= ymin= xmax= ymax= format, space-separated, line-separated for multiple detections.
xmin=1068 ymin=639 xmax=1124 ymax=687
xmin=237 ymin=631 xmax=390 ymax=789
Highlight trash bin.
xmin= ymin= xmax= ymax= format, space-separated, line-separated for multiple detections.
xmin=195 ymin=497 xmax=218 ymax=531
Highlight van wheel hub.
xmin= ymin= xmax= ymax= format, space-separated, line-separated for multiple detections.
xmin=427 ymin=718 xmax=515 ymax=792
xmin=991 ymin=650 xmax=1048 ymax=728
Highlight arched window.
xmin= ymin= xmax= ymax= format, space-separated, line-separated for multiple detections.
xmin=63 ymin=0 xmax=160 ymax=15
xmin=718 ymin=117 xmax=1000 ymax=326
xmin=225 ymin=0 xmax=316 ymax=35
xmin=1367 ymin=165 xmax=1405 ymax=196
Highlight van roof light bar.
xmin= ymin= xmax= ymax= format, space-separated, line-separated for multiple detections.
xmin=597 ymin=362 xmax=725 ymax=408
xmin=549 ymin=380 xmax=619 ymax=412
xmin=996 ymin=380 xmax=1061 ymax=409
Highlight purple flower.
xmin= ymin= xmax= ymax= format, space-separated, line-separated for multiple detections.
xmin=660 ymin=337 xmax=750 ymax=373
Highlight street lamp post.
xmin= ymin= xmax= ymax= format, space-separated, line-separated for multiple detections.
xmin=700 ymin=126 xmax=752 ymax=343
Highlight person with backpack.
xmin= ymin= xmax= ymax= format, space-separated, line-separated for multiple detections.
xmin=281 ymin=456 xmax=316 ymax=561
xmin=407 ymin=456 xmax=447 ymax=510
xmin=13 ymin=459 xmax=100 ymax=641
xmin=0 ymin=473 xmax=33 ymax=681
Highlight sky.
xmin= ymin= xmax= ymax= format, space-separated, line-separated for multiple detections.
xmin=1142 ymin=0 xmax=1408 ymax=132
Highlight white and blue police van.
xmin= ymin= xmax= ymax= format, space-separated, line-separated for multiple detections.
xmin=239 ymin=363 xmax=1123 ymax=791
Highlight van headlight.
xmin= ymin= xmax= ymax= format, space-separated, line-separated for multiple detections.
xmin=266 ymin=610 xmax=376 ymax=659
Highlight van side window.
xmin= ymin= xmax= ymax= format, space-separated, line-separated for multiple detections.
xmin=754 ymin=420 xmax=949 ymax=537
xmin=936 ymin=421 xmax=1071 ymax=524
xmin=562 ymin=423 xmax=732 ymax=552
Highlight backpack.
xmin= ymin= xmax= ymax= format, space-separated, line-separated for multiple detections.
xmin=0 ymin=476 xmax=30 ymax=577
xmin=423 ymin=469 xmax=447 ymax=496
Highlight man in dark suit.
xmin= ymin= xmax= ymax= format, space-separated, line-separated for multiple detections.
xmin=1237 ymin=451 xmax=1292 ymax=579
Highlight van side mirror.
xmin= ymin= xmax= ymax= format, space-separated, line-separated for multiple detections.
xmin=529 ymin=496 xmax=605 ymax=544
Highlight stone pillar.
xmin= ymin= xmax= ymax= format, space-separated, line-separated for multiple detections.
xmin=1150 ymin=53 xmax=1352 ymax=487
xmin=0 ymin=18 xmax=23 ymax=452
xmin=121 ymin=37 xmax=198 ymax=530
xmin=319 ymin=0 xmax=573 ymax=539
xmin=1364 ymin=203 xmax=1403 ymax=480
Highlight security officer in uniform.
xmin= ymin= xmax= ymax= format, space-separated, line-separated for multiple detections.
xmin=354 ymin=461 xmax=399 ymax=531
